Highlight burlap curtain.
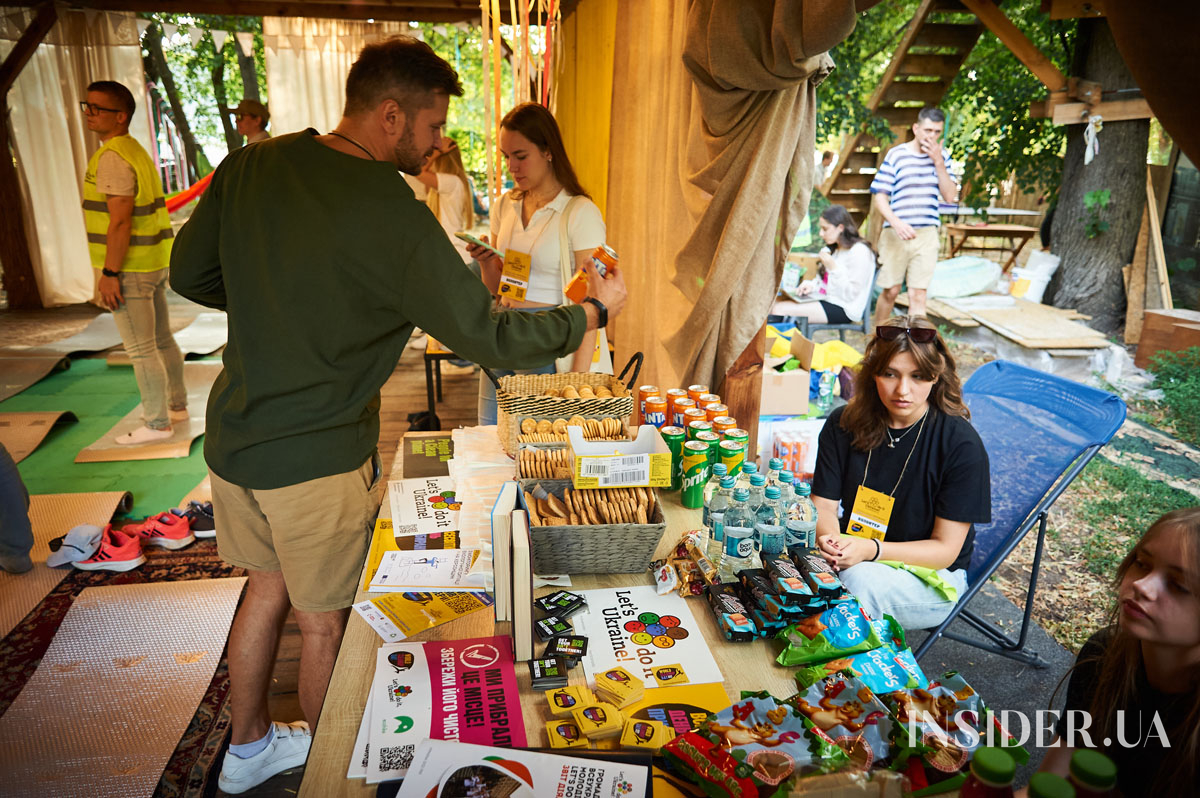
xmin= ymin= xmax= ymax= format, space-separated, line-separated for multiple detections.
xmin=1 ymin=7 xmax=152 ymax=306
xmin=609 ymin=0 xmax=859 ymax=390
xmin=263 ymin=17 xmax=411 ymax=138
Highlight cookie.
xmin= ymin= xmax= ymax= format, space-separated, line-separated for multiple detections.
xmin=521 ymin=418 xmax=537 ymax=434
xmin=552 ymin=418 xmax=568 ymax=434
xmin=536 ymin=419 xmax=553 ymax=434
xmin=562 ymin=386 xmax=580 ymax=399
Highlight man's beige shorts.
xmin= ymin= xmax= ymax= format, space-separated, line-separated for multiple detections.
xmin=876 ymin=225 xmax=940 ymax=291
xmin=209 ymin=453 xmax=384 ymax=612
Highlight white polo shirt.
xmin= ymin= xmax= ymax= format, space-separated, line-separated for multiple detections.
xmin=490 ymin=188 xmax=605 ymax=305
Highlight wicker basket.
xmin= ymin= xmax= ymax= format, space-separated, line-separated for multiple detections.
xmin=487 ymin=354 xmax=643 ymax=456
xmin=517 ymin=479 xmax=666 ymax=574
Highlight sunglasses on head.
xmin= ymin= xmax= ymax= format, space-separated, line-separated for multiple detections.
xmin=876 ymin=325 xmax=938 ymax=343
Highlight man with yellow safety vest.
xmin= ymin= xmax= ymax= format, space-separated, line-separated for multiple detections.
xmin=82 ymin=80 xmax=187 ymax=445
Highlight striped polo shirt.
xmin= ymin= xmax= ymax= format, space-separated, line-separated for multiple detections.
xmin=869 ymin=143 xmax=958 ymax=229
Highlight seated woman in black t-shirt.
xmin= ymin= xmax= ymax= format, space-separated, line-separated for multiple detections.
xmin=1033 ymin=507 xmax=1200 ymax=797
xmin=811 ymin=316 xmax=990 ymax=630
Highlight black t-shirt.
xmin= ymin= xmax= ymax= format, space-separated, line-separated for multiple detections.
xmin=811 ymin=405 xmax=990 ymax=572
xmin=1057 ymin=628 xmax=1196 ymax=797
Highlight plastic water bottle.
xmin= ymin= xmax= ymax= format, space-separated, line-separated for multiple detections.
xmin=785 ymin=481 xmax=818 ymax=549
xmin=702 ymin=463 xmax=729 ymax=528
xmin=777 ymin=470 xmax=795 ymax=505
xmin=747 ymin=473 xmax=767 ymax=514
xmin=817 ymin=371 xmax=836 ymax=415
xmin=718 ymin=488 xmax=755 ymax=581
xmin=755 ymin=486 xmax=786 ymax=563
xmin=736 ymin=461 xmax=757 ymax=494
xmin=705 ymin=476 xmax=736 ymax=563
xmin=765 ymin=458 xmax=783 ymax=487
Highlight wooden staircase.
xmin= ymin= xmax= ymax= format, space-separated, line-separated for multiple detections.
xmin=821 ymin=0 xmax=985 ymax=225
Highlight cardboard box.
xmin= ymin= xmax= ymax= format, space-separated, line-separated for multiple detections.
xmin=567 ymin=424 xmax=672 ymax=489
xmin=760 ymin=356 xmax=810 ymax=416
xmin=790 ymin=330 xmax=816 ymax=370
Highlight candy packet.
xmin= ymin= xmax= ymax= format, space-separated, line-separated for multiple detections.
xmin=706 ymin=583 xmax=758 ymax=642
xmin=790 ymin=547 xmax=846 ymax=598
xmin=786 ymin=674 xmax=894 ymax=770
xmin=794 ymin=643 xmax=928 ymax=694
xmin=662 ymin=732 xmax=761 ymax=797
xmin=775 ymin=598 xmax=882 ymax=667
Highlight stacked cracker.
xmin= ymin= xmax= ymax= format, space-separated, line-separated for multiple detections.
xmin=517 ymin=415 xmax=627 ymax=444
xmin=517 ymin=448 xmax=572 ymax=480
xmin=541 ymin=383 xmax=627 ymax=399
xmin=523 ymin=486 xmax=656 ymax=527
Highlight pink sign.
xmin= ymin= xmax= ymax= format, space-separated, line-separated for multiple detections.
xmin=423 ymin=635 xmax=527 ymax=748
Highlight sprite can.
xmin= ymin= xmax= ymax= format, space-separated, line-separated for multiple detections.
xmin=723 ymin=428 xmax=750 ymax=448
xmin=687 ymin=420 xmax=713 ymax=441
xmin=660 ymin=425 xmax=686 ymax=492
xmin=695 ymin=430 xmax=721 ymax=469
xmin=719 ymin=438 xmax=746 ymax=476
xmin=681 ymin=440 xmax=710 ymax=509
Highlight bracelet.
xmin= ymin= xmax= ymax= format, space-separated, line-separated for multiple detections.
xmin=871 ymin=538 xmax=881 ymax=561
xmin=101 ymin=268 xmax=121 ymax=278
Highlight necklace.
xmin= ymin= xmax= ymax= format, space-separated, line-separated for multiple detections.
xmin=328 ymin=130 xmax=375 ymax=161
xmin=886 ymin=410 xmax=927 ymax=448
xmin=863 ymin=409 xmax=930 ymax=497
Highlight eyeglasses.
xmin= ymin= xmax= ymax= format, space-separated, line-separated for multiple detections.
xmin=80 ymin=101 xmax=121 ymax=115
xmin=876 ymin=325 xmax=938 ymax=343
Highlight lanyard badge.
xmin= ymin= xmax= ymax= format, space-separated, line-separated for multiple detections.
xmin=498 ymin=249 xmax=532 ymax=302
xmin=846 ymin=410 xmax=929 ymax=541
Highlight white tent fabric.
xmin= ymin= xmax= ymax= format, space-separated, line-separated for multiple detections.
xmin=2 ymin=7 xmax=153 ymax=306
xmin=263 ymin=18 xmax=411 ymax=138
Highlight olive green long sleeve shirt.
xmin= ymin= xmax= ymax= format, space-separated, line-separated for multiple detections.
xmin=171 ymin=130 xmax=584 ymax=489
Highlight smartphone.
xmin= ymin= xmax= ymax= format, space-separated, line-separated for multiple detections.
xmin=454 ymin=231 xmax=504 ymax=260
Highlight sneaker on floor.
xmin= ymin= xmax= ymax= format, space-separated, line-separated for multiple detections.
xmin=218 ymin=721 xmax=312 ymax=795
xmin=172 ymin=501 xmax=216 ymax=539
xmin=405 ymin=330 xmax=428 ymax=350
xmin=0 ymin=553 xmax=33 ymax=574
xmin=121 ymin=511 xmax=196 ymax=550
xmin=115 ymin=425 xmax=174 ymax=445
xmin=168 ymin=407 xmax=190 ymax=422
xmin=73 ymin=525 xmax=145 ymax=572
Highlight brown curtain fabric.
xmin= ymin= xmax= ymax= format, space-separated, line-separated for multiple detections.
xmin=609 ymin=0 xmax=858 ymax=390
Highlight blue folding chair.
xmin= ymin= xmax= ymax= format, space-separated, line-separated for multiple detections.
xmin=914 ymin=361 xmax=1127 ymax=667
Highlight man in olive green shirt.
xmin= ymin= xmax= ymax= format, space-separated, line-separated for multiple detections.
xmin=171 ymin=38 xmax=625 ymax=794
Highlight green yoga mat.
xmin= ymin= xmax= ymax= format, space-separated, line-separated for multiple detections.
xmin=0 ymin=359 xmax=211 ymax=519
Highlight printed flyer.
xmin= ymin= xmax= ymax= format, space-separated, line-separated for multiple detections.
xmin=367 ymin=636 xmax=528 ymax=783
xmin=573 ymin=586 xmax=724 ymax=689
xmin=396 ymin=739 xmax=649 ymax=798
xmin=352 ymin=590 xmax=494 ymax=643
xmin=361 ymin=518 xmax=461 ymax=592
xmin=388 ymin=476 xmax=461 ymax=535
xmin=369 ymin=548 xmax=482 ymax=592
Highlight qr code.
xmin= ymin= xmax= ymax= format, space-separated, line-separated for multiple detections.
xmin=379 ymin=744 xmax=414 ymax=773
xmin=360 ymin=744 xmax=369 ymax=770
xmin=437 ymin=591 xmax=481 ymax=614
xmin=395 ymin=523 xmax=418 ymax=535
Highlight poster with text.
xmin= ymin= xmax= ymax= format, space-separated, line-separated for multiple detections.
xmin=389 ymin=476 xmax=460 ymax=535
xmin=574 ymin=586 xmax=724 ymax=689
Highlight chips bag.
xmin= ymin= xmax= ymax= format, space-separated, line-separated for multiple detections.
xmin=794 ymin=643 xmax=928 ymax=694
xmin=775 ymin=598 xmax=882 ymax=667
xmin=786 ymin=675 xmax=894 ymax=770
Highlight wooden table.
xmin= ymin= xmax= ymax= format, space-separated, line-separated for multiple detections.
xmin=299 ymin=432 xmax=797 ymax=796
xmin=944 ymin=223 xmax=1039 ymax=273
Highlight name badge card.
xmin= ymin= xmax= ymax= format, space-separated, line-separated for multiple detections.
xmin=847 ymin=485 xmax=893 ymax=540
xmin=498 ymin=249 xmax=532 ymax=302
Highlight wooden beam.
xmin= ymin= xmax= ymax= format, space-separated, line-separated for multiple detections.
xmin=1125 ymin=207 xmax=1149 ymax=344
xmin=0 ymin=2 xmax=58 ymax=311
xmin=2 ymin=0 xmax=505 ymax=23
xmin=1050 ymin=98 xmax=1153 ymax=124
xmin=961 ymin=0 xmax=1067 ymax=91
xmin=1145 ymin=170 xmax=1172 ymax=310
xmin=1041 ymin=0 xmax=1105 ymax=20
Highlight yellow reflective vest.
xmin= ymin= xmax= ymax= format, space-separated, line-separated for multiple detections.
xmin=82 ymin=134 xmax=173 ymax=273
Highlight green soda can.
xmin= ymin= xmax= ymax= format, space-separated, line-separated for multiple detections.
xmin=723 ymin=428 xmax=750 ymax=448
xmin=687 ymin=420 xmax=713 ymax=441
xmin=681 ymin=440 xmax=710 ymax=509
xmin=659 ymin=425 xmax=687 ymax=491
xmin=695 ymin=430 xmax=721 ymax=469
xmin=719 ymin=438 xmax=746 ymax=476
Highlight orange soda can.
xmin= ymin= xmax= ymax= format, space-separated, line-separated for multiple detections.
xmin=564 ymin=244 xmax=618 ymax=304
xmin=712 ymin=416 xmax=737 ymax=435
xmin=644 ymin=396 xmax=668 ymax=428
xmin=664 ymin=388 xmax=688 ymax=423
xmin=705 ymin=403 xmax=729 ymax=422
xmin=686 ymin=384 xmax=710 ymax=403
xmin=698 ymin=394 xmax=722 ymax=414
xmin=636 ymin=384 xmax=660 ymax=427
xmin=671 ymin=397 xmax=696 ymax=427
xmin=682 ymin=407 xmax=707 ymax=428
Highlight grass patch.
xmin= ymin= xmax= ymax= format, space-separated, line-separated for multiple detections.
xmin=1073 ymin=458 xmax=1198 ymax=576
xmin=1147 ymin=347 xmax=1200 ymax=447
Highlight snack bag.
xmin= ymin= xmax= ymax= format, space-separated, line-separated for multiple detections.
xmin=662 ymin=732 xmax=760 ymax=797
xmin=706 ymin=583 xmax=758 ymax=642
xmin=870 ymin=614 xmax=907 ymax=650
xmin=791 ymin=547 xmax=846 ymax=598
xmin=775 ymin=598 xmax=882 ymax=667
xmin=787 ymin=674 xmax=893 ymax=770
xmin=883 ymin=672 xmax=1027 ymax=780
xmin=794 ymin=643 xmax=928 ymax=694
xmin=701 ymin=694 xmax=849 ymax=787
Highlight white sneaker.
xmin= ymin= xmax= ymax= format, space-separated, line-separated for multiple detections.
xmin=406 ymin=329 xmax=428 ymax=350
xmin=169 ymin=407 xmax=190 ymax=422
xmin=218 ymin=721 xmax=312 ymax=794
xmin=115 ymin=425 xmax=174 ymax=445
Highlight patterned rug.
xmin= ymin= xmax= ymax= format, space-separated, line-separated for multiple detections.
xmin=0 ymin=539 xmax=245 ymax=798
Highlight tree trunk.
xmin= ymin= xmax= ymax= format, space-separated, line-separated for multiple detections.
xmin=1046 ymin=19 xmax=1149 ymax=334
xmin=211 ymin=43 xmax=240 ymax=153
xmin=236 ymin=44 xmax=260 ymax=103
xmin=143 ymin=23 xmax=203 ymax=182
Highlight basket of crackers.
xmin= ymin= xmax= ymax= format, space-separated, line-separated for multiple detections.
xmin=518 ymin=479 xmax=666 ymax=574
xmin=485 ymin=354 xmax=642 ymax=456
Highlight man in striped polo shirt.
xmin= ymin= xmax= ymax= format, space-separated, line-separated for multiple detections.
xmin=869 ymin=107 xmax=959 ymax=323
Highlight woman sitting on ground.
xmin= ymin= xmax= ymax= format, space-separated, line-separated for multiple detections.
xmin=784 ymin=204 xmax=877 ymax=325
xmin=1032 ymin=507 xmax=1200 ymax=796
xmin=811 ymin=315 xmax=990 ymax=630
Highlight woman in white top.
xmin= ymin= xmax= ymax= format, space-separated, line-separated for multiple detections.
xmin=791 ymin=205 xmax=877 ymax=324
xmin=413 ymin=136 xmax=474 ymax=264
xmin=466 ymin=103 xmax=606 ymax=425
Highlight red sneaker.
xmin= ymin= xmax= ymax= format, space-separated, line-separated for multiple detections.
xmin=121 ymin=511 xmax=196 ymax=550
xmin=74 ymin=525 xmax=146 ymax=572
